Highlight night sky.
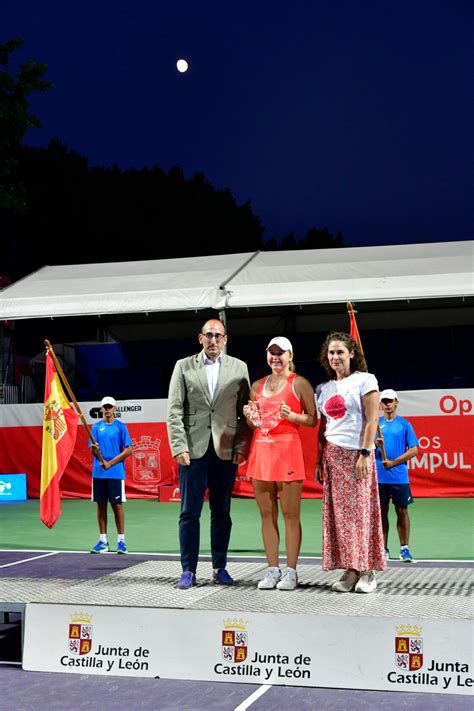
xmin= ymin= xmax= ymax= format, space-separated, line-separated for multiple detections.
xmin=4 ymin=1 xmax=473 ymax=247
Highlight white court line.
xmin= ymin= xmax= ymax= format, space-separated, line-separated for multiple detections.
xmin=0 ymin=551 xmax=58 ymax=569
xmin=0 ymin=549 xmax=268 ymax=559
xmin=234 ymin=684 xmax=272 ymax=710
xmin=0 ymin=550 xmax=469 ymax=564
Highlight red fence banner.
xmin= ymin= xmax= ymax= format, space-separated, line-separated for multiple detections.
xmin=0 ymin=390 xmax=472 ymax=500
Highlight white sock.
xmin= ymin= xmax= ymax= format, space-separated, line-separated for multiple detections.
xmin=117 ymin=534 xmax=125 ymax=542
xmin=99 ymin=534 xmax=107 ymax=543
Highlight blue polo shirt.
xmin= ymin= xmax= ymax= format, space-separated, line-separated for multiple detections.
xmin=375 ymin=415 xmax=418 ymax=484
xmin=90 ymin=419 xmax=133 ymax=480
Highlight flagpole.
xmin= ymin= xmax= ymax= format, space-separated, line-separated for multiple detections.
xmin=346 ymin=303 xmax=387 ymax=460
xmin=44 ymin=340 xmax=106 ymax=466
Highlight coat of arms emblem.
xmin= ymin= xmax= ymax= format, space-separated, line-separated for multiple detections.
xmin=395 ymin=624 xmax=423 ymax=671
xmin=44 ymin=399 xmax=67 ymax=441
xmin=132 ymin=436 xmax=161 ymax=483
xmin=68 ymin=612 xmax=93 ymax=655
xmin=222 ymin=618 xmax=248 ymax=663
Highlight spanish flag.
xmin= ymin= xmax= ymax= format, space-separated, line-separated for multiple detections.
xmin=40 ymin=351 xmax=79 ymax=528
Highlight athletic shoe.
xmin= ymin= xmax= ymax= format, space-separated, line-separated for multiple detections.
xmin=177 ymin=571 xmax=196 ymax=589
xmin=354 ymin=571 xmax=377 ymax=593
xmin=384 ymin=547 xmax=390 ymax=560
xmin=90 ymin=540 xmax=109 ymax=554
xmin=212 ymin=568 xmax=234 ymax=585
xmin=331 ymin=570 xmax=359 ymax=593
xmin=399 ymin=546 xmax=414 ymax=563
xmin=276 ymin=567 xmax=298 ymax=590
xmin=116 ymin=540 xmax=127 ymax=554
xmin=258 ymin=567 xmax=281 ymax=589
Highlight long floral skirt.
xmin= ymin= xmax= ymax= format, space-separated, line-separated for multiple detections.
xmin=322 ymin=442 xmax=386 ymax=572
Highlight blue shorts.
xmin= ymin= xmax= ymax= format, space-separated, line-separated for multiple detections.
xmin=378 ymin=483 xmax=414 ymax=508
xmin=92 ymin=478 xmax=126 ymax=504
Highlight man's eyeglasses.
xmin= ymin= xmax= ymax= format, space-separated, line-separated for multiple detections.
xmin=201 ymin=332 xmax=226 ymax=342
xmin=381 ymin=399 xmax=395 ymax=405
xmin=102 ymin=404 xmax=114 ymax=410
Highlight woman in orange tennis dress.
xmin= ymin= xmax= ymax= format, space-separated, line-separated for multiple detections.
xmin=243 ymin=337 xmax=317 ymax=590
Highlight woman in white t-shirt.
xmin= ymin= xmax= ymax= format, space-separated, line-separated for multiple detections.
xmin=315 ymin=331 xmax=386 ymax=593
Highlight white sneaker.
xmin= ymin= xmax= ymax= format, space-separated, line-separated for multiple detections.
xmin=354 ymin=571 xmax=377 ymax=593
xmin=276 ymin=567 xmax=298 ymax=590
xmin=257 ymin=567 xmax=281 ymax=589
xmin=331 ymin=570 xmax=359 ymax=593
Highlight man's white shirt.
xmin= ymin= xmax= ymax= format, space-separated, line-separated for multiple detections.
xmin=202 ymin=351 xmax=222 ymax=399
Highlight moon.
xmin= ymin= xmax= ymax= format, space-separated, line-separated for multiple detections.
xmin=176 ymin=59 xmax=188 ymax=73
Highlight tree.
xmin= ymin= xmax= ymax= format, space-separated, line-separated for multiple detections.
xmin=299 ymin=227 xmax=344 ymax=250
xmin=2 ymin=140 xmax=266 ymax=279
xmin=0 ymin=38 xmax=52 ymax=213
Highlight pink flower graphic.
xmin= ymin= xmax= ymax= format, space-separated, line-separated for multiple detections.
xmin=325 ymin=394 xmax=346 ymax=420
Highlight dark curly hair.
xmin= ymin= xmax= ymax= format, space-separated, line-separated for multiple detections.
xmin=319 ymin=331 xmax=368 ymax=380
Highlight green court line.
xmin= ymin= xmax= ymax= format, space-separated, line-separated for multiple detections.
xmin=0 ymin=498 xmax=472 ymax=560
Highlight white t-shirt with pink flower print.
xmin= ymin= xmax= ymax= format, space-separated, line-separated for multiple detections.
xmin=316 ymin=371 xmax=379 ymax=450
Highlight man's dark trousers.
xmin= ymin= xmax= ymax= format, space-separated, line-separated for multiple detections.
xmin=178 ymin=438 xmax=237 ymax=573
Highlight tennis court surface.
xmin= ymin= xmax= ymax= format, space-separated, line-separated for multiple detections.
xmin=0 ymin=548 xmax=472 ymax=710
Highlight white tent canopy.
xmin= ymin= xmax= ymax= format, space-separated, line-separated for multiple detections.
xmin=0 ymin=241 xmax=472 ymax=320
xmin=222 ymin=241 xmax=473 ymax=309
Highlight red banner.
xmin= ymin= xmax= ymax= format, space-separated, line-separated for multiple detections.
xmin=0 ymin=391 xmax=472 ymax=499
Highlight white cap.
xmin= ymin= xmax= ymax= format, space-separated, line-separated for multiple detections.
xmin=100 ymin=396 xmax=117 ymax=407
xmin=266 ymin=336 xmax=293 ymax=352
xmin=380 ymin=389 xmax=398 ymax=401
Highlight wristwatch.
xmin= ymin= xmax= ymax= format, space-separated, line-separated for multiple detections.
xmin=359 ymin=448 xmax=371 ymax=457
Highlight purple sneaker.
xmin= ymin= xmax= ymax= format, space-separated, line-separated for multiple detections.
xmin=177 ymin=571 xmax=196 ymax=589
xmin=212 ymin=568 xmax=234 ymax=585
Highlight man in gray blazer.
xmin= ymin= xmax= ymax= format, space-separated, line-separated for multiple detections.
xmin=167 ymin=318 xmax=252 ymax=589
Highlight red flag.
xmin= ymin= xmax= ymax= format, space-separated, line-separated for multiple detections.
xmin=348 ymin=304 xmax=364 ymax=355
xmin=40 ymin=352 xmax=79 ymax=528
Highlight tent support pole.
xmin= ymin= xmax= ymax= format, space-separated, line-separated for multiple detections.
xmin=219 ymin=309 xmax=227 ymax=354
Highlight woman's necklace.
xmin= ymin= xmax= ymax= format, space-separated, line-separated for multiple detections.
xmin=267 ymin=375 xmax=286 ymax=392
